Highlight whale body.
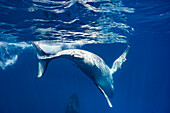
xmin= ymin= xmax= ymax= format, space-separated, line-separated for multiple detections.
xmin=32 ymin=42 xmax=130 ymax=107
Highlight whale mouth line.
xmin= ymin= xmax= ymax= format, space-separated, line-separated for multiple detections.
xmin=98 ymin=86 xmax=113 ymax=108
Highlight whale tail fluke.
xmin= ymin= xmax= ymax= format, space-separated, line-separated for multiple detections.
xmin=110 ymin=45 xmax=130 ymax=75
xmin=36 ymin=59 xmax=50 ymax=78
xmin=32 ymin=42 xmax=51 ymax=78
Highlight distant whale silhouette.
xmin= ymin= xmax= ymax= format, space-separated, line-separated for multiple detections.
xmin=65 ymin=93 xmax=79 ymax=113
xmin=32 ymin=42 xmax=130 ymax=107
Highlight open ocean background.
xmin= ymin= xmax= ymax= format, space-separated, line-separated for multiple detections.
xmin=0 ymin=0 xmax=169 ymax=113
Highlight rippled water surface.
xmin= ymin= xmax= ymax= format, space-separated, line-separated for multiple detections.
xmin=0 ymin=0 xmax=135 ymax=69
xmin=0 ymin=0 xmax=134 ymax=43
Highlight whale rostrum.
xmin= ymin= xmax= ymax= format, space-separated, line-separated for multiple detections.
xmin=32 ymin=42 xmax=130 ymax=107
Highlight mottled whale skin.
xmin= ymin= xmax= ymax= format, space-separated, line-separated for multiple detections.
xmin=32 ymin=42 xmax=130 ymax=107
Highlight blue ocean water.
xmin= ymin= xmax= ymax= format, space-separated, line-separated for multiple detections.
xmin=0 ymin=0 xmax=169 ymax=113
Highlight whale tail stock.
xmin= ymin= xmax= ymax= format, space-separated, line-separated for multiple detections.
xmin=32 ymin=42 xmax=52 ymax=78
xmin=110 ymin=45 xmax=130 ymax=75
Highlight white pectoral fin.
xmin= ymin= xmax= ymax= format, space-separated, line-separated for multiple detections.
xmin=111 ymin=45 xmax=130 ymax=74
xmin=98 ymin=86 xmax=113 ymax=108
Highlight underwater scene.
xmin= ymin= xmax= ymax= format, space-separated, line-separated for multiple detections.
xmin=0 ymin=0 xmax=169 ymax=113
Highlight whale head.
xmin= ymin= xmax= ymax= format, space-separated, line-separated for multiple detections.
xmin=94 ymin=71 xmax=114 ymax=107
xmin=96 ymin=74 xmax=114 ymax=97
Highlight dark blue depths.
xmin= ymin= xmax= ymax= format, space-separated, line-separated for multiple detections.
xmin=0 ymin=42 xmax=170 ymax=113
xmin=0 ymin=0 xmax=170 ymax=113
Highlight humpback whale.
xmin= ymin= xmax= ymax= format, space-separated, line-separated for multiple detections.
xmin=65 ymin=93 xmax=79 ymax=113
xmin=32 ymin=42 xmax=130 ymax=107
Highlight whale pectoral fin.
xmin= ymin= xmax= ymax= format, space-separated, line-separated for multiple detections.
xmin=97 ymin=86 xmax=113 ymax=108
xmin=111 ymin=45 xmax=130 ymax=74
